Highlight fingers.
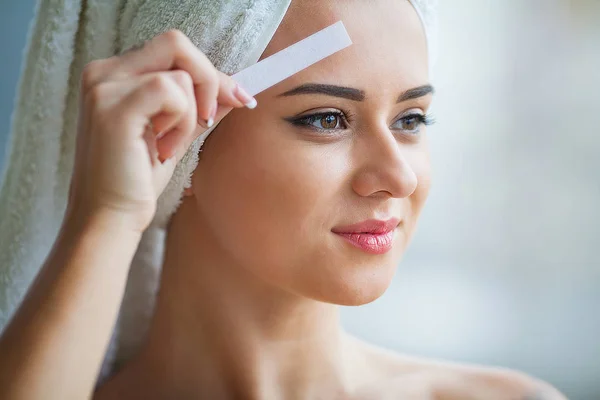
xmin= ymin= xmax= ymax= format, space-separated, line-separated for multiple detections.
xmin=82 ymin=29 xmax=258 ymax=134
xmin=152 ymin=70 xmax=197 ymax=161
xmin=93 ymin=72 xmax=192 ymax=165
xmin=136 ymin=71 xmax=247 ymax=162
xmin=110 ymin=30 xmax=257 ymax=124
xmin=116 ymin=30 xmax=215 ymax=123
xmin=114 ymin=30 xmax=208 ymax=80
xmin=122 ymin=72 xmax=190 ymax=129
xmin=83 ymin=68 xmax=245 ymax=168
xmin=217 ymin=70 xmax=258 ymax=110
xmin=79 ymin=29 xmax=260 ymax=173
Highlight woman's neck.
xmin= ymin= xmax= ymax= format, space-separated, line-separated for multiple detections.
xmin=132 ymin=202 xmax=361 ymax=399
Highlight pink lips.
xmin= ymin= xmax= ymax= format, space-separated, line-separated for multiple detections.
xmin=332 ymin=218 xmax=400 ymax=255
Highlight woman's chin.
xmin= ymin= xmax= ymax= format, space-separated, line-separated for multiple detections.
xmin=295 ymin=264 xmax=397 ymax=306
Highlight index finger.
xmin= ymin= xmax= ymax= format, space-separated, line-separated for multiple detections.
xmin=113 ymin=30 xmax=219 ymax=122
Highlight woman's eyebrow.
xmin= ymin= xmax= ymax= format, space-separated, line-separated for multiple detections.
xmin=397 ymin=84 xmax=435 ymax=103
xmin=277 ymin=83 xmax=434 ymax=103
xmin=277 ymin=83 xmax=365 ymax=101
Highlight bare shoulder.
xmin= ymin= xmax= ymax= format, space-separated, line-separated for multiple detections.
xmin=431 ymin=363 xmax=569 ymax=400
xmin=347 ymin=335 xmax=568 ymax=400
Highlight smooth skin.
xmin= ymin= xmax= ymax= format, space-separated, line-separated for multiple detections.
xmin=0 ymin=0 xmax=568 ymax=399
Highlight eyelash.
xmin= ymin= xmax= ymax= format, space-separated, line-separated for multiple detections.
xmin=289 ymin=110 xmax=435 ymax=134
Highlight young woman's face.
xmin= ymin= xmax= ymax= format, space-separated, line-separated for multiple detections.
xmin=188 ymin=0 xmax=432 ymax=305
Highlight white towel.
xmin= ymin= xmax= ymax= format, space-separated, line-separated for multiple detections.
xmin=0 ymin=0 xmax=437 ymax=383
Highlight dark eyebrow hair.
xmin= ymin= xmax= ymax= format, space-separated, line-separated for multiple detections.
xmin=277 ymin=83 xmax=434 ymax=103
xmin=397 ymin=84 xmax=435 ymax=103
xmin=278 ymin=83 xmax=365 ymax=101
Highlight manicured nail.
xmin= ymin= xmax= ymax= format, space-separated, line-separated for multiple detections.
xmin=234 ymin=83 xmax=257 ymax=109
xmin=160 ymin=155 xmax=177 ymax=165
xmin=206 ymin=102 xmax=217 ymax=128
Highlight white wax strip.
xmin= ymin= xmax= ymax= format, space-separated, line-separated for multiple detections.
xmin=197 ymin=21 xmax=352 ymax=149
xmin=231 ymin=20 xmax=352 ymax=97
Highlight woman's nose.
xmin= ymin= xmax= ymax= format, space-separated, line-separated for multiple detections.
xmin=350 ymin=129 xmax=418 ymax=199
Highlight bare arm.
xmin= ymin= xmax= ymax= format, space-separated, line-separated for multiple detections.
xmin=0 ymin=29 xmax=253 ymax=400
xmin=0 ymin=210 xmax=142 ymax=399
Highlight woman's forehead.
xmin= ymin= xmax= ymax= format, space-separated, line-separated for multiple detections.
xmin=262 ymin=0 xmax=425 ymax=57
xmin=260 ymin=0 xmax=429 ymax=97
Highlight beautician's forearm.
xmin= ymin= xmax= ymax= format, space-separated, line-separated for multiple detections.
xmin=0 ymin=210 xmax=142 ymax=400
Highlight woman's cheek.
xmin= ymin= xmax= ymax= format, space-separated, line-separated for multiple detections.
xmin=405 ymin=145 xmax=432 ymax=235
xmin=253 ymin=145 xmax=347 ymax=247
xmin=414 ymin=142 xmax=432 ymax=201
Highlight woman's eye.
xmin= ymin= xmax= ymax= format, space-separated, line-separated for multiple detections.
xmin=392 ymin=113 xmax=433 ymax=134
xmin=287 ymin=111 xmax=434 ymax=134
xmin=290 ymin=112 xmax=347 ymax=131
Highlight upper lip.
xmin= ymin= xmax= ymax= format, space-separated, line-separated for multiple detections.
xmin=332 ymin=218 xmax=401 ymax=234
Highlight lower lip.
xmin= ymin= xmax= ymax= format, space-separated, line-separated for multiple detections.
xmin=334 ymin=230 xmax=395 ymax=255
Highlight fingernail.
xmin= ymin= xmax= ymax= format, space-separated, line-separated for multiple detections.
xmin=206 ymin=102 xmax=217 ymax=128
xmin=235 ymin=83 xmax=258 ymax=109
xmin=160 ymin=155 xmax=177 ymax=165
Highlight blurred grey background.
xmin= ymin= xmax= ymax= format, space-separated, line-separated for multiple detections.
xmin=1 ymin=1 xmax=598 ymax=399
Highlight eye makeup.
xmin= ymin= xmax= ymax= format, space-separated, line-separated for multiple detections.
xmin=285 ymin=109 xmax=435 ymax=135
xmin=285 ymin=110 xmax=353 ymax=131
xmin=391 ymin=112 xmax=435 ymax=134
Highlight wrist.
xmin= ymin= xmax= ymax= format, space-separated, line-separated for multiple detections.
xmin=63 ymin=204 xmax=147 ymax=238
